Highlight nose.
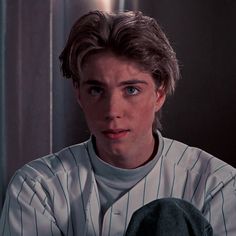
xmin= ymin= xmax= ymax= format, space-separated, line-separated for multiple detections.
xmin=104 ymin=92 xmax=123 ymax=120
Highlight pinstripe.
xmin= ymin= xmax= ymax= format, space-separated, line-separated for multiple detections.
xmin=177 ymin=146 xmax=189 ymax=165
xmin=165 ymin=139 xmax=174 ymax=156
xmin=205 ymin=181 xmax=224 ymax=200
xmin=220 ymin=190 xmax=228 ymax=236
xmin=40 ymin=158 xmax=69 ymax=233
xmin=37 ymin=181 xmax=51 ymax=200
xmin=55 ymin=174 xmax=70 ymax=235
xmin=156 ymin=155 xmax=164 ymax=198
xmin=190 ymin=150 xmax=202 ymax=170
xmin=191 ymin=174 xmax=203 ymax=203
xmin=83 ymin=142 xmax=89 ymax=155
xmin=94 ymin=181 xmax=100 ymax=206
xmin=68 ymin=147 xmax=78 ymax=166
xmin=77 ymin=169 xmax=86 ymax=217
xmin=1 ymin=136 xmax=236 ymax=236
xmin=87 ymin=141 xmax=100 ymax=207
xmin=66 ymin=172 xmax=74 ymax=235
xmin=202 ymin=192 xmax=213 ymax=215
xmin=53 ymin=153 xmax=66 ymax=172
xmin=170 ymin=163 xmax=176 ymax=197
xmin=89 ymin=202 xmax=97 ymax=236
xmin=42 ymin=196 xmax=47 ymax=215
xmin=203 ymin=162 xmax=226 ymax=198
xmin=124 ymin=192 xmax=130 ymax=233
xmin=52 ymin=190 xmax=55 ymax=216
xmin=34 ymin=208 xmax=38 ymax=236
xmin=191 ymin=156 xmax=213 ymax=202
xmin=84 ymin=141 xmax=101 ymax=234
xmin=108 ymin=207 xmax=113 ymax=236
xmin=208 ymin=202 xmax=212 ymax=225
xmin=89 ymin=199 xmax=97 ymax=235
xmin=41 ymin=160 xmax=55 ymax=177
xmin=230 ymin=172 xmax=235 ymax=187
xmin=29 ymin=183 xmax=36 ymax=205
xmin=37 ymin=161 xmax=63 ymax=216
xmin=181 ymin=170 xmax=189 ymax=199
xmin=142 ymin=177 xmax=147 ymax=205
xmin=212 ymin=164 xmax=228 ymax=174
xmin=203 ymin=172 xmax=211 ymax=198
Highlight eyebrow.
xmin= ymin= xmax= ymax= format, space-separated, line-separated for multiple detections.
xmin=82 ymin=79 xmax=149 ymax=86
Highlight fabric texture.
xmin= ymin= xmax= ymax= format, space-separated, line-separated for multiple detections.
xmin=90 ymin=134 xmax=161 ymax=215
xmin=0 ymin=131 xmax=236 ymax=236
xmin=125 ymin=198 xmax=213 ymax=236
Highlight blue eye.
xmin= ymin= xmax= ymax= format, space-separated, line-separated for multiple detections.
xmin=125 ymin=86 xmax=139 ymax=95
xmin=88 ymin=87 xmax=103 ymax=96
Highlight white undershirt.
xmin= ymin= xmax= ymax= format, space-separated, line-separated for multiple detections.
xmin=89 ymin=133 xmax=163 ymax=216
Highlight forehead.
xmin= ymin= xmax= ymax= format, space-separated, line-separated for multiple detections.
xmin=81 ymin=51 xmax=152 ymax=82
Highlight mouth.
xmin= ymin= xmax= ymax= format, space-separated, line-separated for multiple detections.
xmin=102 ymin=129 xmax=130 ymax=140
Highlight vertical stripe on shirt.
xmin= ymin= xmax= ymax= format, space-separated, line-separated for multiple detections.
xmin=88 ymin=202 xmax=97 ymax=236
xmin=142 ymin=177 xmax=147 ymax=205
xmin=170 ymin=163 xmax=176 ymax=197
xmin=177 ymin=146 xmax=189 ymax=165
xmin=53 ymin=153 xmax=66 ymax=172
xmin=191 ymin=156 xmax=213 ymax=202
xmin=107 ymin=207 xmax=113 ymax=236
xmin=124 ymin=191 xmax=130 ymax=233
xmin=34 ymin=208 xmax=38 ymax=236
xmin=220 ymin=190 xmax=227 ymax=236
xmin=156 ymin=155 xmax=164 ymax=198
xmin=181 ymin=169 xmax=189 ymax=199
xmin=68 ymin=147 xmax=78 ymax=166
xmin=190 ymin=150 xmax=202 ymax=171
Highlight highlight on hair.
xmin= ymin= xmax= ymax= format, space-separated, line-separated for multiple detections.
xmin=59 ymin=10 xmax=179 ymax=94
xmin=59 ymin=10 xmax=180 ymax=129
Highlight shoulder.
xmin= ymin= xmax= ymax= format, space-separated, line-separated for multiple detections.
xmin=161 ymin=136 xmax=236 ymax=187
xmin=13 ymin=139 xmax=92 ymax=184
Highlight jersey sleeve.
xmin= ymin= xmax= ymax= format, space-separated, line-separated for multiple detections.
xmin=0 ymin=171 xmax=62 ymax=236
xmin=203 ymin=173 xmax=236 ymax=236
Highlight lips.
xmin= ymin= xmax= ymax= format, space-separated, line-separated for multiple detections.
xmin=102 ymin=129 xmax=130 ymax=139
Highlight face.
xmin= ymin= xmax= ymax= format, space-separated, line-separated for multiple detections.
xmin=76 ymin=51 xmax=165 ymax=167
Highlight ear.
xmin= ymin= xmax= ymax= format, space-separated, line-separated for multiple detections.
xmin=155 ymin=88 xmax=166 ymax=112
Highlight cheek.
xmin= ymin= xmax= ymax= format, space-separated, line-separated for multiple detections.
xmin=82 ymin=105 xmax=99 ymax=125
xmin=135 ymin=102 xmax=156 ymax=124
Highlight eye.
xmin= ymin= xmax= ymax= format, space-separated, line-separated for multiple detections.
xmin=125 ymin=86 xmax=140 ymax=96
xmin=88 ymin=86 xmax=103 ymax=96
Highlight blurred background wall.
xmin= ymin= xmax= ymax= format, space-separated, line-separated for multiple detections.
xmin=0 ymin=0 xmax=236 ymax=209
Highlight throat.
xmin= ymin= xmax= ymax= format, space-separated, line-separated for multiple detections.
xmin=93 ymin=135 xmax=158 ymax=169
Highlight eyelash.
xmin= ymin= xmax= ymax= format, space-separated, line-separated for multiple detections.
xmin=88 ymin=87 xmax=104 ymax=96
xmin=124 ymin=86 xmax=140 ymax=96
xmin=87 ymin=86 xmax=141 ymax=97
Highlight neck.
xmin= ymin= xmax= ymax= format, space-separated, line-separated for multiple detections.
xmin=93 ymin=134 xmax=158 ymax=169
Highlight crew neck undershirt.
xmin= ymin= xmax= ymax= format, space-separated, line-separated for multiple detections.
xmin=88 ymin=132 xmax=163 ymax=216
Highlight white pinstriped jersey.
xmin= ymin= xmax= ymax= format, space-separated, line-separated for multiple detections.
xmin=1 ymin=132 xmax=236 ymax=236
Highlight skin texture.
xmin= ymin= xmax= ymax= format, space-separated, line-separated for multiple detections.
xmin=76 ymin=51 xmax=166 ymax=169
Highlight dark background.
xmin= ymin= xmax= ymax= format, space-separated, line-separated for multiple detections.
xmin=1 ymin=0 xmax=236 ymax=209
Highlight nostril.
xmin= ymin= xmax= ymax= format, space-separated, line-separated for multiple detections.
xmin=105 ymin=114 xmax=121 ymax=120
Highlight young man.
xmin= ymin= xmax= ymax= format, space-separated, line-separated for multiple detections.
xmin=1 ymin=10 xmax=236 ymax=236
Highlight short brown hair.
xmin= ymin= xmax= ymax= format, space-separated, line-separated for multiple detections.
xmin=59 ymin=10 xmax=180 ymax=129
